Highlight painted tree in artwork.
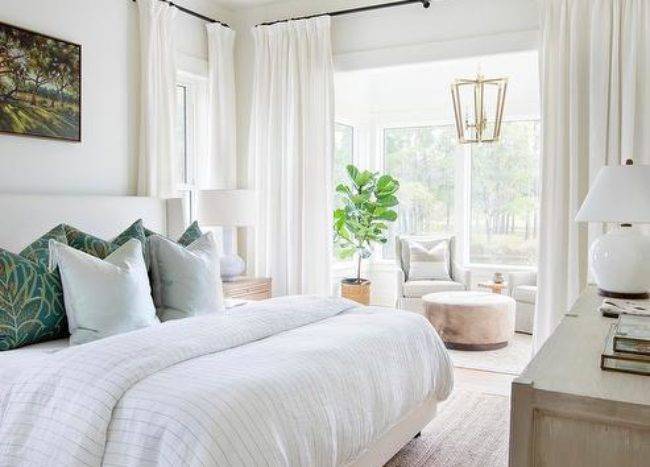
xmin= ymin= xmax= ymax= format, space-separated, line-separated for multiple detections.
xmin=0 ymin=23 xmax=80 ymax=140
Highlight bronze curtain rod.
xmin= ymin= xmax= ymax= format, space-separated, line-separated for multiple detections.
xmin=256 ymin=0 xmax=431 ymax=27
xmin=130 ymin=0 xmax=230 ymax=28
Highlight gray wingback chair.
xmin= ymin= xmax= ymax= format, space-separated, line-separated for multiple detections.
xmin=395 ymin=235 xmax=471 ymax=314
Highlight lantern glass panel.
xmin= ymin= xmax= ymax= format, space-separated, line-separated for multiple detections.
xmin=483 ymin=82 xmax=501 ymax=140
xmin=457 ymin=82 xmax=477 ymax=141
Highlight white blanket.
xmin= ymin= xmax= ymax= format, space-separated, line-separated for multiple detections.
xmin=0 ymin=296 xmax=453 ymax=466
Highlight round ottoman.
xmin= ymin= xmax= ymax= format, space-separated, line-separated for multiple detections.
xmin=423 ymin=291 xmax=515 ymax=350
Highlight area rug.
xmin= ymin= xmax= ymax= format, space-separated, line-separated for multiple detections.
xmin=447 ymin=333 xmax=532 ymax=375
xmin=386 ymin=390 xmax=510 ymax=467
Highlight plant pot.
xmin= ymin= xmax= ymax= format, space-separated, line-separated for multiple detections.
xmin=341 ymin=278 xmax=371 ymax=305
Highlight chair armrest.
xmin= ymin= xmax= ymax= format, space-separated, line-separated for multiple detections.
xmin=451 ymin=261 xmax=471 ymax=290
xmin=395 ymin=268 xmax=406 ymax=298
xmin=507 ymin=271 xmax=537 ymax=295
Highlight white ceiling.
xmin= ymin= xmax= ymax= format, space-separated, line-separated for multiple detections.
xmin=335 ymin=50 xmax=540 ymax=123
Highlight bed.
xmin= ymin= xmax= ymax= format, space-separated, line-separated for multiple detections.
xmin=0 ymin=194 xmax=454 ymax=467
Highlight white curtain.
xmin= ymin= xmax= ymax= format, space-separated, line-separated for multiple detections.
xmin=534 ymin=0 xmax=650 ymax=352
xmin=249 ymin=17 xmax=334 ymax=296
xmin=203 ymin=23 xmax=237 ymax=190
xmin=137 ymin=0 xmax=177 ymax=198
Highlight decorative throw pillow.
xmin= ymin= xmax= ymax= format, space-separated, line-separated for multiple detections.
xmin=407 ymin=239 xmax=452 ymax=281
xmin=64 ymin=219 xmax=147 ymax=259
xmin=149 ymin=232 xmax=224 ymax=322
xmin=0 ymin=225 xmax=69 ymax=351
xmin=49 ymin=238 xmax=159 ymax=345
xmin=144 ymin=220 xmax=203 ymax=247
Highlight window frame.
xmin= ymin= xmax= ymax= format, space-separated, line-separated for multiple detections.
xmin=371 ymin=115 xmax=539 ymax=270
xmin=332 ymin=120 xmax=358 ymax=267
xmin=175 ymin=70 xmax=208 ymax=222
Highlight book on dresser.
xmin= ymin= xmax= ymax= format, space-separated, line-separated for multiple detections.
xmin=223 ymin=277 xmax=272 ymax=301
xmin=601 ymin=324 xmax=650 ymax=375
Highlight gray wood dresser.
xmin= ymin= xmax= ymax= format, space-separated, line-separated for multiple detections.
xmin=510 ymin=287 xmax=650 ymax=466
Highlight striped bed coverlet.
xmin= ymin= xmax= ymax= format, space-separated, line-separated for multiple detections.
xmin=0 ymin=296 xmax=453 ymax=466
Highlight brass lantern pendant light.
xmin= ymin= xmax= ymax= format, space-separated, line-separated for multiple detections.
xmin=451 ymin=71 xmax=508 ymax=144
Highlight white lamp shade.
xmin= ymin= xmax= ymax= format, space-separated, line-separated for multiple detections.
xmin=197 ymin=190 xmax=257 ymax=227
xmin=575 ymin=164 xmax=650 ymax=224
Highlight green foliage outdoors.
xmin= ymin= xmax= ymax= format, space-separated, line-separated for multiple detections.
xmin=0 ymin=24 xmax=80 ymax=139
xmin=383 ymin=121 xmax=539 ymax=266
xmin=333 ymin=164 xmax=400 ymax=283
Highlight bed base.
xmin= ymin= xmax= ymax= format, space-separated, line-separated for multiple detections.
xmin=347 ymin=395 xmax=438 ymax=467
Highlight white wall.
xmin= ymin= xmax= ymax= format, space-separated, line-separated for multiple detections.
xmin=0 ymin=0 xmax=233 ymax=196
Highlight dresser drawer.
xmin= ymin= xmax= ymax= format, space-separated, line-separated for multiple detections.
xmin=223 ymin=278 xmax=272 ymax=301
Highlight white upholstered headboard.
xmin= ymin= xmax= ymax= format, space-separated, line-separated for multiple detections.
xmin=0 ymin=194 xmax=187 ymax=252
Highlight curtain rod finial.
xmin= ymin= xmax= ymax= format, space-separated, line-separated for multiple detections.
xmin=422 ymin=0 xmax=431 ymax=7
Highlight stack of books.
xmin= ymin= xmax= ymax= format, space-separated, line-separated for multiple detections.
xmin=601 ymin=314 xmax=650 ymax=376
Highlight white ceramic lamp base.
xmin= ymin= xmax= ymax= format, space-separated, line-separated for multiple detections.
xmin=220 ymin=254 xmax=246 ymax=282
xmin=590 ymin=226 xmax=650 ymax=299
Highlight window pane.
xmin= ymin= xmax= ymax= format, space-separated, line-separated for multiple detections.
xmin=470 ymin=120 xmax=540 ymax=266
xmin=333 ymin=123 xmax=354 ymax=192
xmin=333 ymin=123 xmax=354 ymax=261
xmin=175 ymin=84 xmax=188 ymax=185
xmin=383 ymin=126 xmax=459 ymax=259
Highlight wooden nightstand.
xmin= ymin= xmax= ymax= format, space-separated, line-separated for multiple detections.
xmin=223 ymin=277 xmax=272 ymax=301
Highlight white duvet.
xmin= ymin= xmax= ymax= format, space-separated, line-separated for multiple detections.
xmin=0 ymin=296 xmax=453 ymax=466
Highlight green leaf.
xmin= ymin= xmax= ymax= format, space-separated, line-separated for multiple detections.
xmin=376 ymin=195 xmax=398 ymax=207
xmin=377 ymin=209 xmax=398 ymax=221
xmin=355 ymin=170 xmax=374 ymax=188
xmin=346 ymin=165 xmax=359 ymax=184
xmin=338 ymin=247 xmax=356 ymax=259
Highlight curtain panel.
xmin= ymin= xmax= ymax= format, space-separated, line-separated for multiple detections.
xmin=249 ymin=16 xmax=334 ymax=296
xmin=203 ymin=23 xmax=237 ymax=190
xmin=535 ymin=0 xmax=650 ymax=352
xmin=137 ymin=0 xmax=177 ymax=198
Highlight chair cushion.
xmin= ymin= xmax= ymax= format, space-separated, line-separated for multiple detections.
xmin=513 ymin=285 xmax=537 ymax=304
xmin=403 ymin=280 xmax=465 ymax=298
xmin=407 ymin=239 xmax=451 ymax=281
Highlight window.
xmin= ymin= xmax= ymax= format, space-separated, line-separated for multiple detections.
xmin=175 ymin=74 xmax=207 ymax=221
xmin=333 ymin=123 xmax=354 ymax=193
xmin=332 ymin=123 xmax=355 ymax=261
xmin=175 ymin=84 xmax=192 ymax=187
xmin=383 ymin=125 xmax=461 ymax=258
xmin=470 ymin=120 xmax=540 ymax=266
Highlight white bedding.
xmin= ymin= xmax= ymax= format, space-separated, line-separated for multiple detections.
xmin=0 ymin=296 xmax=453 ymax=466
xmin=0 ymin=338 xmax=68 ymax=366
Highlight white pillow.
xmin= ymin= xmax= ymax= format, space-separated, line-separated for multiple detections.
xmin=49 ymin=238 xmax=159 ymax=346
xmin=149 ymin=232 xmax=225 ymax=322
xmin=407 ymin=239 xmax=452 ymax=281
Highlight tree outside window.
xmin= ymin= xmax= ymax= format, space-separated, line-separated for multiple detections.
xmin=383 ymin=125 xmax=459 ymax=259
xmin=470 ymin=120 xmax=540 ymax=266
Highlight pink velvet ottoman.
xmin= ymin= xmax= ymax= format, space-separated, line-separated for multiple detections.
xmin=423 ymin=291 xmax=515 ymax=350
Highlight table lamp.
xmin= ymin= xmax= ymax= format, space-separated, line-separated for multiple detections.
xmin=197 ymin=189 xmax=257 ymax=281
xmin=575 ymin=160 xmax=650 ymax=299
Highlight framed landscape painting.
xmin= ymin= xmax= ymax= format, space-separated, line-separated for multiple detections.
xmin=0 ymin=22 xmax=81 ymax=141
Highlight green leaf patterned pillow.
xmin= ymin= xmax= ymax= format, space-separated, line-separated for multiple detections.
xmin=144 ymin=221 xmax=203 ymax=247
xmin=0 ymin=225 xmax=69 ymax=351
xmin=64 ymin=220 xmax=147 ymax=259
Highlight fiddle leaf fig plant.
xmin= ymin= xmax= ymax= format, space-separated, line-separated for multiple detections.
xmin=333 ymin=164 xmax=400 ymax=283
